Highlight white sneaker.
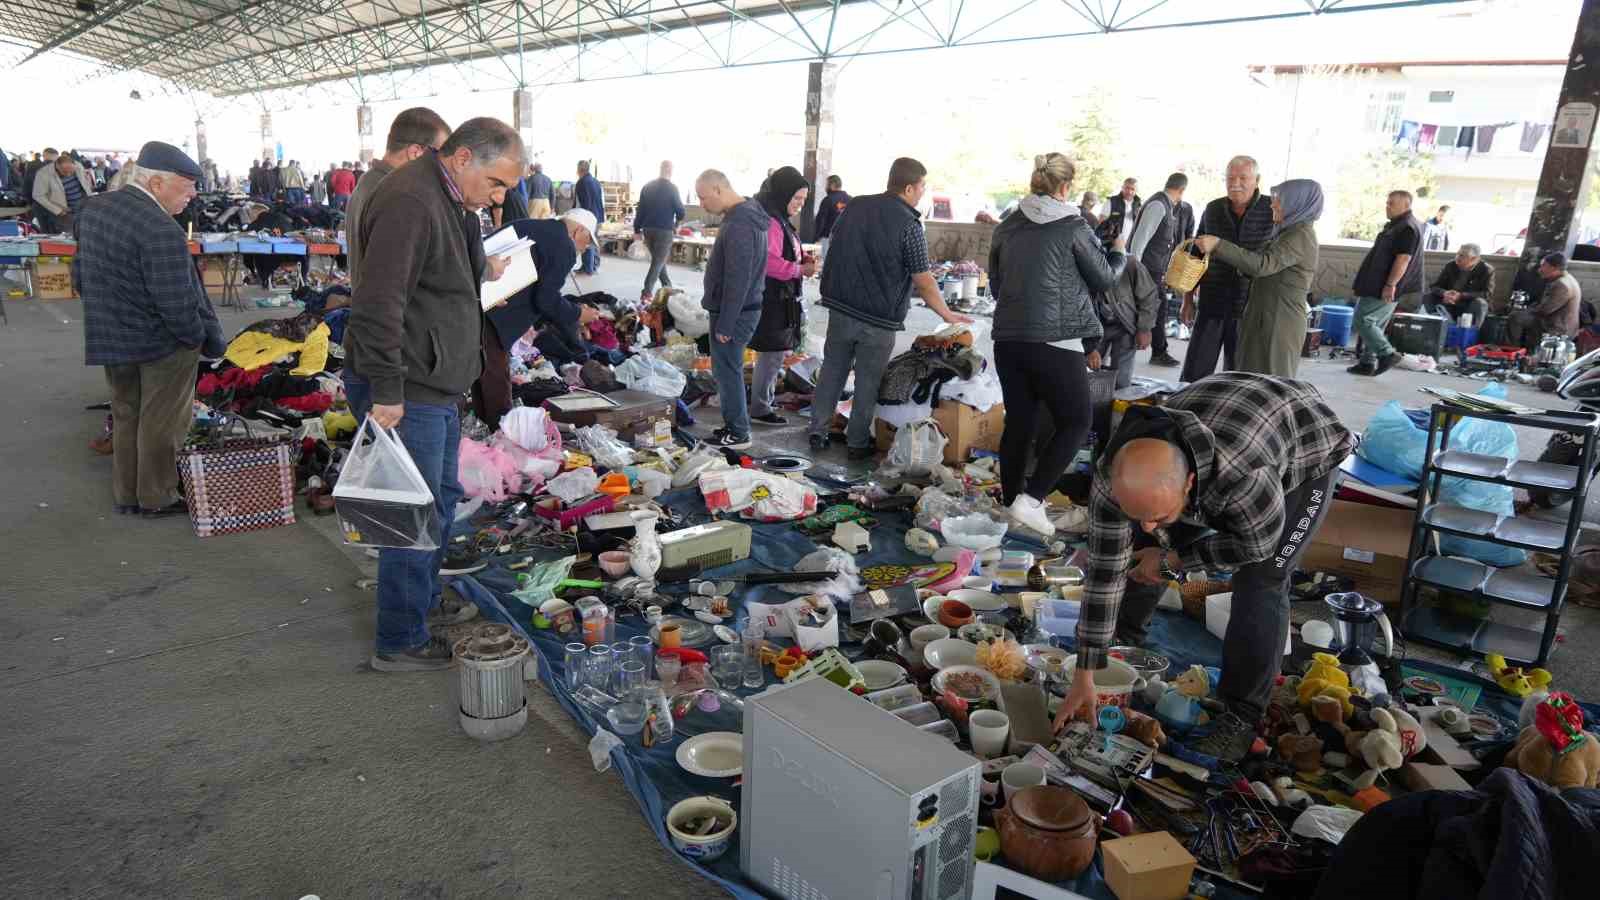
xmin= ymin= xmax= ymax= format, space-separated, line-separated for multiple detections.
xmin=1050 ymin=503 xmax=1090 ymax=534
xmin=1008 ymin=494 xmax=1055 ymax=535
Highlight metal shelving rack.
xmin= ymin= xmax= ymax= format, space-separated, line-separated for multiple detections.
xmin=1399 ymin=404 xmax=1600 ymax=667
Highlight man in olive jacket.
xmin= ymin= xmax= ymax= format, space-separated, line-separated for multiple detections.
xmin=344 ymin=117 xmax=523 ymax=672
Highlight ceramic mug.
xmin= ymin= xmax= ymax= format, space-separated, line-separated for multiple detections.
xmin=1002 ymin=762 xmax=1045 ymax=803
xmin=969 ymin=709 xmax=1011 ymax=759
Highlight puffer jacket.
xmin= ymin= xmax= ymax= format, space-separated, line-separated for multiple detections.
xmin=989 ymin=200 xmax=1124 ymax=344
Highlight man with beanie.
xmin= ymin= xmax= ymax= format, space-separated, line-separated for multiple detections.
xmin=694 ymin=169 xmax=769 ymax=449
xmin=807 ymin=156 xmax=972 ymax=458
xmin=344 ymin=117 xmax=524 ymax=671
xmin=76 ymin=141 xmax=224 ymax=518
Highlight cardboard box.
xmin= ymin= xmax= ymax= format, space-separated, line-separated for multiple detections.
xmin=1101 ymin=831 xmax=1196 ymax=900
xmin=200 ymin=258 xmax=240 ymax=289
xmin=875 ymin=400 xmax=1005 ymax=465
xmin=1300 ymin=499 xmax=1415 ymax=605
xmin=32 ymin=258 xmax=75 ymax=300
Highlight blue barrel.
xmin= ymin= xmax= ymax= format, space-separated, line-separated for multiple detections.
xmin=1317 ymin=304 xmax=1355 ymax=347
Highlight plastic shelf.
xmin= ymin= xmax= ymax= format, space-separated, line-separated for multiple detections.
xmin=1410 ymin=556 xmax=1555 ymax=611
xmin=1419 ymin=503 xmax=1569 ymax=552
xmin=1402 ymin=605 xmax=1547 ymax=668
xmin=1430 ymin=450 xmax=1578 ymax=492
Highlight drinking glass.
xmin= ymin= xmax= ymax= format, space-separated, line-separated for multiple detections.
xmin=741 ymin=621 xmax=766 ymax=690
xmin=655 ymin=653 xmax=682 ymax=688
xmin=618 ymin=660 xmax=647 ymax=697
xmin=562 ymin=642 xmax=588 ymax=691
xmin=628 ymin=635 xmax=654 ymax=676
xmin=586 ymin=644 xmax=613 ymax=691
xmin=711 ymin=645 xmax=744 ymax=686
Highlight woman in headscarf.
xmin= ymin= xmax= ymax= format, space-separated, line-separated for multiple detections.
xmin=747 ymin=166 xmax=815 ymax=427
xmin=1194 ymin=179 xmax=1323 ymax=378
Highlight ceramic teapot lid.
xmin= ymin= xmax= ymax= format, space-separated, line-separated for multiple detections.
xmin=1009 ymin=785 xmax=1092 ymax=832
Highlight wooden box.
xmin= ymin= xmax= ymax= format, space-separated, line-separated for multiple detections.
xmin=1101 ymin=831 xmax=1196 ymax=900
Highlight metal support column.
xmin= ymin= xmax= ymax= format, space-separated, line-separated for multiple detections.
xmin=1522 ymin=0 xmax=1600 ymax=267
xmin=357 ymin=104 xmax=375 ymax=164
xmin=800 ymin=61 xmax=836 ymax=242
xmin=259 ymin=112 xmax=274 ymax=164
xmin=513 ymin=88 xmax=534 ymax=162
xmin=194 ymin=119 xmax=208 ymax=168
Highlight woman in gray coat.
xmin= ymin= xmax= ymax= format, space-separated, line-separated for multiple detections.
xmin=1194 ymin=179 xmax=1323 ymax=378
xmin=988 ymin=152 xmax=1125 ymax=534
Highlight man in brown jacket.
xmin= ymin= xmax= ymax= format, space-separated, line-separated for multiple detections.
xmin=1509 ymin=252 xmax=1583 ymax=350
xmin=343 ymin=117 xmax=522 ymax=672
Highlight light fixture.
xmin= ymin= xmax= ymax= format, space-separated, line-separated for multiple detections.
xmin=128 ymin=89 xmax=142 ymax=100
xmin=76 ymin=0 xmax=97 ymax=14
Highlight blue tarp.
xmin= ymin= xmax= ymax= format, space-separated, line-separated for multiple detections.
xmin=442 ymin=484 xmax=1578 ymax=900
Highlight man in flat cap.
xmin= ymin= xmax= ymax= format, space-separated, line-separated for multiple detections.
xmin=75 ymin=140 xmax=224 ymax=518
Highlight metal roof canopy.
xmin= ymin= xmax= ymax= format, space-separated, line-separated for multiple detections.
xmin=0 ymin=0 xmax=1476 ymax=100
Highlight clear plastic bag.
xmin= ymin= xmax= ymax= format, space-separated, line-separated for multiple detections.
xmin=332 ymin=414 xmax=440 ymax=549
xmin=614 ymin=352 xmax=688 ymax=398
xmin=589 ymin=728 xmax=624 ymax=772
xmin=886 ymin=418 xmax=947 ymax=474
xmin=698 ymin=467 xmax=818 ymax=521
xmin=627 ymin=238 xmax=650 ymax=261
xmin=942 ymin=514 xmax=1009 ymax=551
xmin=546 ymin=467 xmax=600 ymax=504
xmin=575 ymin=424 xmax=635 ymax=469
xmin=665 ymin=290 xmax=710 ymax=338
xmin=913 ymin=485 xmax=974 ymax=532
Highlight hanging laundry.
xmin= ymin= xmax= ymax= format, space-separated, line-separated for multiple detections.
xmin=1437 ymin=126 xmax=1460 ymax=149
xmin=1456 ymin=126 xmax=1476 ymax=149
xmin=1476 ymin=124 xmax=1503 ymax=153
xmin=1419 ymin=124 xmax=1439 ymax=149
xmin=1395 ymin=120 xmax=1421 ymax=150
xmin=1521 ymin=122 xmax=1550 ymax=152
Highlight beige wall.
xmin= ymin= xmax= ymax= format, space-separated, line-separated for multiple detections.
xmin=1310 ymin=244 xmax=1600 ymax=306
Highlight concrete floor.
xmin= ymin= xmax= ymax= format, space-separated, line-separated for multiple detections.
xmin=2 ymin=250 xmax=1597 ymax=896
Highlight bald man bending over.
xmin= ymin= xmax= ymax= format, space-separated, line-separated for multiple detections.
xmin=1055 ymin=373 xmax=1355 ymax=761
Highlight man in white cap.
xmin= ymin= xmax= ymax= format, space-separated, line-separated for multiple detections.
xmin=76 ymin=141 xmax=225 ymax=518
xmin=476 ymin=208 xmax=601 ymax=427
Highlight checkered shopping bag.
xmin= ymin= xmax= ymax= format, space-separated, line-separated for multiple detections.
xmin=177 ymin=423 xmax=297 ymax=538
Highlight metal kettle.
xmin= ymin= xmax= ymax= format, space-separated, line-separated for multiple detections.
xmin=1537 ymin=334 xmax=1576 ymax=368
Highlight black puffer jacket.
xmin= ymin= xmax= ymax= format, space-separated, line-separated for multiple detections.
xmin=989 ymin=205 xmax=1124 ymax=344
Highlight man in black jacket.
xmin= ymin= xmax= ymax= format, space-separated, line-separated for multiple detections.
xmin=812 ymin=174 xmax=850 ymax=262
xmin=807 ymin=157 xmax=972 ymax=458
xmin=1127 ymin=173 xmax=1188 ymax=367
xmin=1181 ymin=156 xmax=1276 ymax=382
xmin=344 ymin=117 xmax=523 ymax=672
xmin=1350 ymin=190 xmax=1424 ymax=376
xmin=1422 ymin=243 xmax=1495 ymax=324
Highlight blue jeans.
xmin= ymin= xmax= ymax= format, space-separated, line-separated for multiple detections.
xmin=344 ymin=376 xmax=462 ymax=653
xmin=286 ymin=188 xmax=306 ymax=206
xmin=709 ymin=315 xmax=758 ymax=438
xmin=1355 ymin=295 xmax=1398 ymax=364
xmin=581 ymin=245 xmax=600 ymax=274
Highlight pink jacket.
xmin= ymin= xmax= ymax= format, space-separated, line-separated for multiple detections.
xmin=765 ymin=218 xmax=801 ymax=281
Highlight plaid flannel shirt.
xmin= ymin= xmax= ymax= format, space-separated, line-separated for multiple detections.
xmin=1076 ymin=373 xmax=1355 ymax=671
xmin=75 ymin=187 xmax=223 ymax=367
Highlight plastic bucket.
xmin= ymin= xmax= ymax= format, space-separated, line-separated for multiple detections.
xmin=1317 ymin=304 xmax=1355 ymax=347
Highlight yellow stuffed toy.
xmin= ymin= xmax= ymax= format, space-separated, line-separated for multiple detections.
xmin=1486 ymin=653 xmax=1553 ymax=698
xmin=1298 ymin=652 xmax=1355 ymax=719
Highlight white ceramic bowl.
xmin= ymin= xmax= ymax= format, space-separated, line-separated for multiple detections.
xmin=666 ymin=796 xmax=738 ymax=862
xmin=923 ymin=637 xmax=978 ymax=670
xmin=909 ymin=623 xmax=951 ymax=657
xmin=948 ymin=588 xmax=1006 ymax=612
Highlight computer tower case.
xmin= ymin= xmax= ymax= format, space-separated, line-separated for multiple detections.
xmin=741 ymin=677 xmax=982 ymax=900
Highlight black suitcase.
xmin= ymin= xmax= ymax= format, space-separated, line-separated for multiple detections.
xmin=1388 ymin=312 xmax=1448 ymax=357
xmin=1478 ymin=314 xmax=1511 ymax=346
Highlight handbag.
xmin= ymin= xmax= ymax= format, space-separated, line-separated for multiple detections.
xmin=176 ymin=416 xmax=297 ymax=538
xmin=1163 ymin=238 xmax=1210 ymax=293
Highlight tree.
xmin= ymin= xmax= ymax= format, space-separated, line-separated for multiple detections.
xmin=1334 ymin=148 xmax=1437 ymax=240
xmin=1068 ymin=95 xmax=1121 ymax=201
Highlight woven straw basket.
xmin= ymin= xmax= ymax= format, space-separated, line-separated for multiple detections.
xmin=1164 ymin=239 xmax=1210 ymax=293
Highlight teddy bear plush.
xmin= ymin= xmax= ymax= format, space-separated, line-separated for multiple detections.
xmin=1340 ymin=707 xmax=1406 ymax=790
xmin=1298 ymin=652 xmax=1355 ymax=719
xmin=1502 ymin=692 xmax=1600 ymax=789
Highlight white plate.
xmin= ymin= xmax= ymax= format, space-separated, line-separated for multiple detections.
xmin=676 ymin=731 xmax=744 ymax=778
xmin=694 ymin=610 xmax=724 ymax=625
xmin=923 ymin=637 xmax=978 ymax=670
xmin=931 ymin=664 xmax=1003 ymax=703
xmin=948 ymin=588 xmax=1006 ymax=612
xmin=855 ymin=659 xmax=907 ymax=692
xmin=712 ymin=625 xmax=739 ymax=644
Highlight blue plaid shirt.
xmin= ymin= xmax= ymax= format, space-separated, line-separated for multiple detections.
xmin=75 ymin=187 xmax=224 ymax=366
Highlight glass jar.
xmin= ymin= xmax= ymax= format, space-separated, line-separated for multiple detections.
xmin=562 ymin=642 xmax=588 ymax=691
xmin=586 ymin=643 xmax=613 ymax=690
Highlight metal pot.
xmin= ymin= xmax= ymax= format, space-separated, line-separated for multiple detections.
xmin=994 ymin=785 xmax=1099 ymax=881
xmin=1537 ymin=335 xmax=1576 ymax=368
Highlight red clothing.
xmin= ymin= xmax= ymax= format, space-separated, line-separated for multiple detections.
xmin=329 ymin=168 xmax=356 ymax=196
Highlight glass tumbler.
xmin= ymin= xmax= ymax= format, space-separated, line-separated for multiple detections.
xmin=655 ymin=653 xmax=682 ymax=688
xmin=628 ymin=635 xmax=654 ymax=676
xmin=586 ymin=644 xmax=613 ymax=691
xmin=741 ymin=621 xmax=766 ymax=690
xmin=562 ymin=642 xmax=588 ymax=691
xmin=711 ymin=645 xmax=744 ymax=686
xmin=609 ymin=641 xmax=633 ymax=692
xmin=618 ymin=660 xmax=647 ymax=697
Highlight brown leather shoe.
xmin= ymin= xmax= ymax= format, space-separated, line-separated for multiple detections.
xmin=89 ymin=435 xmax=113 ymax=455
